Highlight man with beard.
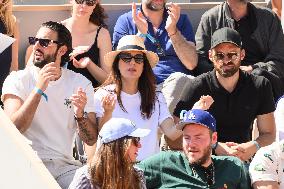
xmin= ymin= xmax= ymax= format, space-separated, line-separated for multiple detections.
xmin=172 ymin=27 xmax=276 ymax=162
xmin=112 ymin=0 xmax=197 ymax=114
xmin=1 ymin=21 xmax=97 ymax=189
xmin=195 ymin=0 xmax=284 ymax=102
xmin=137 ymin=109 xmax=251 ymax=188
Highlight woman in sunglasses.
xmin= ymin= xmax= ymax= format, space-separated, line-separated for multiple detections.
xmin=0 ymin=0 xmax=19 ymax=106
xmin=69 ymin=118 xmax=149 ymax=189
xmin=61 ymin=0 xmax=112 ymax=88
xmin=84 ymin=35 xmax=182 ymax=161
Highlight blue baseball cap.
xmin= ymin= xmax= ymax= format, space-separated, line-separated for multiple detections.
xmin=99 ymin=118 xmax=150 ymax=144
xmin=176 ymin=109 xmax=217 ymax=132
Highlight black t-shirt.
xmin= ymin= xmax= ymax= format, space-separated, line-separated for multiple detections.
xmin=174 ymin=70 xmax=275 ymax=143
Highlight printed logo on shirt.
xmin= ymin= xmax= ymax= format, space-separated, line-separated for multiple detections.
xmin=253 ymin=163 xmax=266 ymax=172
xmin=64 ymin=98 xmax=72 ymax=109
xmin=264 ymin=153 xmax=274 ymax=163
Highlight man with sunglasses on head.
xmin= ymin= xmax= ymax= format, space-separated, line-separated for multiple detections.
xmin=172 ymin=27 xmax=276 ymax=163
xmin=195 ymin=0 xmax=284 ymax=102
xmin=1 ymin=21 xmax=97 ymax=189
xmin=112 ymin=0 xmax=197 ymax=114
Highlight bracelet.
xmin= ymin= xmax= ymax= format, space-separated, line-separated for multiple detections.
xmin=74 ymin=111 xmax=87 ymax=122
xmin=138 ymin=33 xmax=156 ymax=44
xmin=34 ymin=87 xmax=48 ymax=102
xmin=253 ymin=140 xmax=261 ymax=151
xmin=168 ymin=29 xmax=178 ymax=37
xmin=138 ymin=33 xmax=147 ymax=39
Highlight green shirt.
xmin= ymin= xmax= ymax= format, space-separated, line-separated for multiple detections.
xmin=137 ymin=151 xmax=251 ymax=189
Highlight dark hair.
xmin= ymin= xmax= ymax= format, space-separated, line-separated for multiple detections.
xmin=89 ymin=3 xmax=108 ymax=28
xmin=41 ymin=21 xmax=73 ymax=66
xmin=101 ymin=53 xmax=156 ymax=119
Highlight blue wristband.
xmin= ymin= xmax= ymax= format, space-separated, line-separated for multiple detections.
xmin=34 ymin=87 xmax=48 ymax=102
xmin=138 ymin=33 xmax=156 ymax=44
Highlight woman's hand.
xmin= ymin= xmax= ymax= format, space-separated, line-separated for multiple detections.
xmin=102 ymin=93 xmax=116 ymax=115
xmin=69 ymin=46 xmax=91 ymax=68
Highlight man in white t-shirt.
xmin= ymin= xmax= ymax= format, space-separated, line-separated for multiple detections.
xmin=1 ymin=21 xmax=97 ymax=189
xmin=249 ymin=140 xmax=284 ymax=188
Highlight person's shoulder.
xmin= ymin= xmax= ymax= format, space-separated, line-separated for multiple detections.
xmin=117 ymin=9 xmax=133 ymax=20
xmin=252 ymin=2 xmax=276 ymax=17
xmin=60 ymin=17 xmax=71 ymax=26
xmin=6 ymin=66 xmax=34 ymax=81
xmin=245 ymin=71 xmax=270 ymax=87
xmin=201 ymin=2 xmax=223 ymax=19
xmin=192 ymin=71 xmax=213 ymax=85
xmin=213 ymin=155 xmax=245 ymax=168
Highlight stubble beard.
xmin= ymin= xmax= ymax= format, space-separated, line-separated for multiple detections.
xmin=184 ymin=144 xmax=212 ymax=166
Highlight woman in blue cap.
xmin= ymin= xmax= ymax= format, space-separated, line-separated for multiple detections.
xmin=69 ymin=117 xmax=150 ymax=189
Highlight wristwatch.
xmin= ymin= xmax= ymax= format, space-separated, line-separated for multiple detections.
xmin=74 ymin=111 xmax=87 ymax=122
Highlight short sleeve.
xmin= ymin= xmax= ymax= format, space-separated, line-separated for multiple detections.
xmin=156 ymin=92 xmax=172 ymax=125
xmin=179 ymin=14 xmax=195 ymax=43
xmin=249 ymin=143 xmax=280 ymax=184
xmin=1 ymin=71 xmax=28 ymax=102
xmin=257 ymin=77 xmax=275 ymax=115
xmin=68 ymin=165 xmax=93 ymax=189
xmin=276 ymin=97 xmax=284 ymax=140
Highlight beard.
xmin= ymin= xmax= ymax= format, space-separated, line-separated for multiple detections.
xmin=145 ymin=0 xmax=165 ymax=11
xmin=184 ymin=143 xmax=212 ymax=166
xmin=215 ymin=61 xmax=239 ymax=78
xmin=33 ymin=49 xmax=58 ymax=68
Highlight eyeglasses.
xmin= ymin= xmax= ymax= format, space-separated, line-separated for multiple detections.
xmin=28 ymin=37 xmax=62 ymax=48
xmin=75 ymin=0 xmax=96 ymax=6
xmin=213 ymin=52 xmax=239 ymax=62
xmin=119 ymin=53 xmax=144 ymax=64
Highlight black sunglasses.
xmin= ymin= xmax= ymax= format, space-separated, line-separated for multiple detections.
xmin=75 ymin=0 xmax=96 ymax=6
xmin=119 ymin=53 xmax=144 ymax=64
xmin=28 ymin=37 xmax=62 ymax=48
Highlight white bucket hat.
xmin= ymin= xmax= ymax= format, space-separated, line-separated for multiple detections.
xmin=104 ymin=35 xmax=159 ymax=68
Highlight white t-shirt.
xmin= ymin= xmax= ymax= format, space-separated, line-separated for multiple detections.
xmin=2 ymin=66 xmax=95 ymax=160
xmin=275 ymin=96 xmax=284 ymax=141
xmin=94 ymin=84 xmax=171 ymax=161
xmin=249 ymin=140 xmax=284 ymax=187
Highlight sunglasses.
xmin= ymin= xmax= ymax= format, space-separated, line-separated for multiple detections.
xmin=75 ymin=0 xmax=96 ymax=6
xmin=119 ymin=53 xmax=144 ymax=64
xmin=213 ymin=52 xmax=239 ymax=62
xmin=28 ymin=37 xmax=61 ymax=48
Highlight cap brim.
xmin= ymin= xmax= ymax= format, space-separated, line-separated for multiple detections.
xmin=128 ymin=128 xmax=151 ymax=138
xmin=176 ymin=121 xmax=211 ymax=131
xmin=104 ymin=49 xmax=159 ymax=68
xmin=211 ymin=41 xmax=241 ymax=49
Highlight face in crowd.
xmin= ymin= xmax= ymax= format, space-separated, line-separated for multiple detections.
xmin=183 ymin=124 xmax=217 ymax=166
xmin=72 ymin=0 xmax=97 ymax=18
xmin=143 ymin=0 xmax=166 ymax=11
xmin=125 ymin=137 xmax=142 ymax=162
xmin=209 ymin=43 xmax=245 ymax=78
xmin=30 ymin=27 xmax=62 ymax=68
xmin=118 ymin=50 xmax=145 ymax=81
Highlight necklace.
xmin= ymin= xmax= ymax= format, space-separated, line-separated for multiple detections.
xmin=191 ymin=161 xmax=215 ymax=186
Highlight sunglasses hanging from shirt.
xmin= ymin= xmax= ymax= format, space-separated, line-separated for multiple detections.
xmin=139 ymin=33 xmax=165 ymax=57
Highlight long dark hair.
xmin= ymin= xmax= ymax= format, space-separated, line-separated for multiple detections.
xmin=91 ymin=137 xmax=141 ymax=189
xmin=89 ymin=3 xmax=108 ymax=28
xmin=101 ymin=53 xmax=156 ymax=119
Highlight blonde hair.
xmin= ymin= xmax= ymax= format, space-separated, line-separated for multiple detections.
xmin=90 ymin=137 xmax=141 ymax=189
xmin=0 ymin=0 xmax=16 ymax=36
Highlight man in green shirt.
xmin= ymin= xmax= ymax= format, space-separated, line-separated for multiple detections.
xmin=137 ymin=109 xmax=251 ymax=188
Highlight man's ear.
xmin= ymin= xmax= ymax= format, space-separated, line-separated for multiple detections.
xmin=208 ymin=49 xmax=214 ymax=62
xmin=240 ymin=49 xmax=245 ymax=61
xmin=211 ymin=132 xmax=218 ymax=144
xmin=57 ymin=45 xmax=68 ymax=57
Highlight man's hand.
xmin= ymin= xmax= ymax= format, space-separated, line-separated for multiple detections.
xmin=70 ymin=87 xmax=87 ymax=118
xmin=36 ymin=62 xmax=60 ymax=91
xmin=215 ymin=142 xmax=240 ymax=156
xmin=165 ymin=3 xmax=180 ymax=36
xmin=192 ymin=95 xmax=214 ymax=110
xmin=132 ymin=2 xmax=148 ymax=34
xmin=231 ymin=142 xmax=257 ymax=161
xmin=240 ymin=65 xmax=253 ymax=74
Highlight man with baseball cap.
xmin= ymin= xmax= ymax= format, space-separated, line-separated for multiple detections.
xmin=137 ymin=109 xmax=251 ymax=188
xmin=171 ymin=27 xmax=275 ymax=162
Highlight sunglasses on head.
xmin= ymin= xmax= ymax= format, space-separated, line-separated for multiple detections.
xmin=75 ymin=0 xmax=96 ymax=6
xmin=28 ymin=37 xmax=62 ymax=48
xmin=119 ymin=52 xmax=144 ymax=64
xmin=213 ymin=52 xmax=239 ymax=62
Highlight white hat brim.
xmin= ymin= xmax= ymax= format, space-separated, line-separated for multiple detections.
xmin=128 ymin=128 xmax=151 ymax=138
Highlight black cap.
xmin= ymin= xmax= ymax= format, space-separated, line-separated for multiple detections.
xmin=211 ymin=27 xmax=242 ymax=49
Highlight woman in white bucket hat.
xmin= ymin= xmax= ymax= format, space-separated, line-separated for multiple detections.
xmin=85 ymin=35 xmax=182 ymax=161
